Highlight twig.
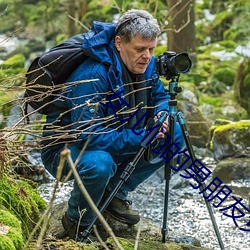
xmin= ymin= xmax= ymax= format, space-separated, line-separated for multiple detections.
xmin=61 ymin=148 xmax=124 ymax=250
xmin=93 ymin=225 xmax=109 ymax=250
xmin=134 ymin=220 xmax=142 ymax=250
xmin=22 ymin=154 xmax=65 ymax=249
xmin=68 ymin=14 xmax=89 ymax=31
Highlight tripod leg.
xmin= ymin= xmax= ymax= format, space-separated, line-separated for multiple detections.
xmin=81 ymin=147 xmax=145 ymax=240
xmin=177 ymin=112 xmax=225 ymax=250
xmin=162 ymin=115 xmax=175 ymax=243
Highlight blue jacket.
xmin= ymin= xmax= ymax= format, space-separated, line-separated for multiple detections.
xmin=44 ymin=21 xmax=170 ymax=156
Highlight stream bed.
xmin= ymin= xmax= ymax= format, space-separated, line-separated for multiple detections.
xmin=38 ymin=156 xmax=250 ymax=250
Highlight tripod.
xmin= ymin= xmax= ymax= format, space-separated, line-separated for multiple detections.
xmin=82 ymin=77 xmax=225 ymax=250
xmin=81 ymin=111 xmax=168 ymax=241
xmin=161 ymin=77 xmax=225 ymax=249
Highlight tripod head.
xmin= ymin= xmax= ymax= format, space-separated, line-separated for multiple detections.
xmin=168 ymin=76 xmax=182 ymax=100
xmin=156 ymin=51 xmax=192 ymax=100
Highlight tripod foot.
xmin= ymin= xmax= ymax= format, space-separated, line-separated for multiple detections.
xmin=161 ymin=227 xmax=168 ymax=243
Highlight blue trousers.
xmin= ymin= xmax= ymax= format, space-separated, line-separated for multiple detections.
xmin=41 ymin=123 xmax=185 ymax=226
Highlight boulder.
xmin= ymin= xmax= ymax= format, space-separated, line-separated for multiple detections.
xmin=213 ymin=157 xmax=250 ymax=182
xmin=176 ymin=82 xmax=211 ymax=148
xmin=179 ymin=100 xmax=211 ymax=148
xmin=209 ymin=120 xmax=250 ymax=160
xmin=42 ymin=201 xmax=212 ymax=250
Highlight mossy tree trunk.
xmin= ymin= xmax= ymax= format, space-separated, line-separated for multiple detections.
xmin=234 ymin=58 xmax=250 ymax=116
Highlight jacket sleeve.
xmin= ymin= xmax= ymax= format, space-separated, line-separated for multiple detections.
xmin=65 ymin=61 xmax=146 ymax=156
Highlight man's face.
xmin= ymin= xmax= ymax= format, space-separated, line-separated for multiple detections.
xmin=115 ymin=35 xmax=157 ymax=74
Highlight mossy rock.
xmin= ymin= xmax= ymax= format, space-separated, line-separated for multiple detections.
xmin=199 ymin=92 xmax=248 ymax=122
xmin=43 ymin=202 xmax=211 ymax=250
xmin=0 ymin=174 xmax=47 ymax=239
xmin=106 ymin=237 xmax=210 ymax=250
xmin=29 ymin=237 xmax=210 ymax=250
xmin=209 ymin=120 xmax=250 ymax=160
xmin=0 ymin=209 xmax=24 ymax=250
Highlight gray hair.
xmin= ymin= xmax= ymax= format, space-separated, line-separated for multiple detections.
xmin=115 ymin=9 xmax=160 ymax=43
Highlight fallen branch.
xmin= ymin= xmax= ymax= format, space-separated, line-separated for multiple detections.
xmin=62 ymin=148 xmax=124 ymax=250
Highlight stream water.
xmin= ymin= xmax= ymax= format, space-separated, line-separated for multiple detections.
xmin=38 ymin=156 xmax=250 ymax=250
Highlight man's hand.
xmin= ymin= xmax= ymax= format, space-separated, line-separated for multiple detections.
xmin=154 ymin=111 xmax=169 ymax=139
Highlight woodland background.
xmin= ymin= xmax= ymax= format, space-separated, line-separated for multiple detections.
xmin=0 ymin=0 xmax=250 ymax=123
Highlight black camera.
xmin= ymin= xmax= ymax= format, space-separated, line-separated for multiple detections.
xmin=156 ymin=51 xmax=192 ymax=79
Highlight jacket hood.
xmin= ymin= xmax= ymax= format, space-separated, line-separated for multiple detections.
xmin=82 ymin=21 xmax=116 ymax=65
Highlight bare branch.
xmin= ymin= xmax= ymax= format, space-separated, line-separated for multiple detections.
xmin=63 ymin=148 xmax=124 ymax=250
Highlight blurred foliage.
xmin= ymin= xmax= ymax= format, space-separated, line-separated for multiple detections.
xmin=0 ymin=0 xmax=250 ymax=119
xmin=235 ymin=57 xmax=250 ymax=116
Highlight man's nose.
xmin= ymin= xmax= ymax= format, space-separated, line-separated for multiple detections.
xmin=142 ymin=49 xmax=151 ymax=59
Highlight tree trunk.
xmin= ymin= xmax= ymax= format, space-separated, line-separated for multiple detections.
xmin=78 ymin=0 xmax=88 ymax=20
xmin=167 ymin=0 xmax=196 ymax=62
xmin=67 ymin=0 xmax=77 ymax=36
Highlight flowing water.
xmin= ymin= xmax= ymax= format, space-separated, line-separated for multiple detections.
xmin=38 ymin=156 xmax=250 ymax=250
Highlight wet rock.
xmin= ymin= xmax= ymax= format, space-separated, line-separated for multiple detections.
xmin=213 ymin=157 xmax=250 ymax=182
xmin=45 ymin=201 xmax=211 ymax=250
xmin=170 ymin=173 xmax=190 ymax=189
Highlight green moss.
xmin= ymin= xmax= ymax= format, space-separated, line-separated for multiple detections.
xmin=217 ymin=40 xmax=237 ymax=51
xmin=213 ymin=67 xmax=235 ymax=86
xmin=199 ymin=95 xmax=224 ymax=107
xmin=213 ymin=120 xmax=250 ymax=133
xmin=0 ymin=209 xmax=24 ymax=249
xmin=84 ymin=243 xmax=100 ymax=250
xmin=199 ymin=90 xmax=249 ymax=121
xmin=209 ymin=120 xmax=250 ymax=150
xmin=214 ymin=119 xmax=232 ymax=126
xmin=0 ymin=54 xmax=26 ymax=86
xmin=0 ymin=175 xmax=47 ymax=239
xmin=55 ymin=34 xmax=68 ymax=45
xmin=154 ymin=45 xmax=168 ymax=57
xmin=1 ymin=54 xmax=25 ymax=69
xmin=0 ymin=235 xmax=16 ymax=250
xmin=105 ymin=237 xmax=204 ymax=250
xmin=0 ymin=209 xmax=21 ymax=229
xmin=166 ymin=242 xmax=183 ymax=250
xmin=7 ymin=228 xmax=24 ymax=249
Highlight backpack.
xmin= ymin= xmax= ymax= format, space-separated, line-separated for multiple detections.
xmin=24 ymin=34 xmax=87 ymax=115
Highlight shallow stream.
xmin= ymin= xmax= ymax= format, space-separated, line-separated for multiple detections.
xmin=38 ymin=156 xmax=250 ymax=250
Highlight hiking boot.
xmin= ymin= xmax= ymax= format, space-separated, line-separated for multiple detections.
xmin=105 ymin=196 xmax=140 ymax=225
xmin=61 ymin=213 xmax=97 ymax=243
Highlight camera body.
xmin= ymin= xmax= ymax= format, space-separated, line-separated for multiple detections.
xmin=156 ymin=51 xmax=192 ymax=79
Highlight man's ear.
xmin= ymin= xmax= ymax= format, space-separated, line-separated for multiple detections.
xmin=115 ymin=36 xmax=122 ymax=51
